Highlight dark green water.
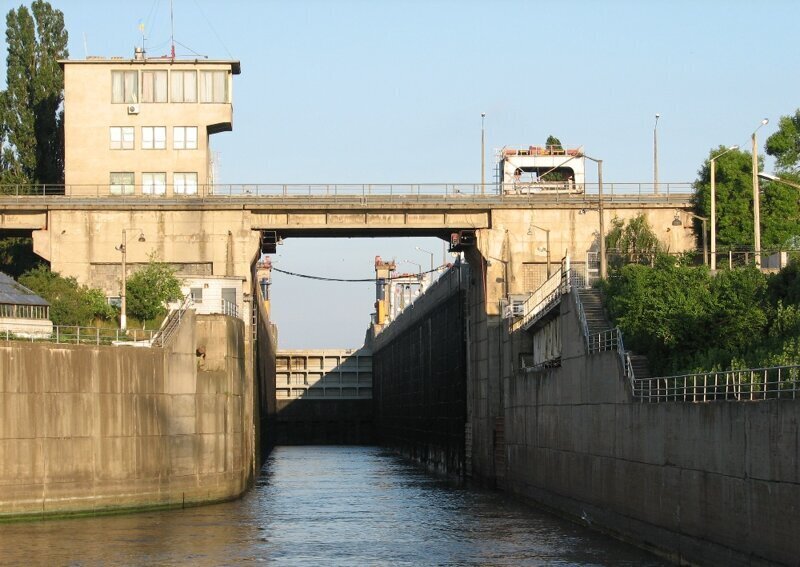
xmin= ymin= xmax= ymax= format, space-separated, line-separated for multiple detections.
xmin=0 ymin=446 xmax=666 ymax=566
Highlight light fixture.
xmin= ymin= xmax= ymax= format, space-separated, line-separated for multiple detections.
xmin=672 ymin=214 xmax=682 ymax=227
xmin=137 ymin=232 xmax=146 ymax=242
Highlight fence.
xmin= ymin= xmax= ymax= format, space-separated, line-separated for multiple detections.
xmin=151 ymin=294 xmax=194 ymax=347
xmin=0 ymin=325 xmax=155 ymax=345
xmin=631 ymin=366 xmax=800 ymax=402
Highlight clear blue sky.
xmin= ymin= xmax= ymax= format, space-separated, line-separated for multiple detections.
xmin=2 ymin=0 xmax=799 ymax=347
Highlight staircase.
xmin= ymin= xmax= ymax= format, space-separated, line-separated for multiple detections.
xmin=628 ymin=354 xmax=651 ymax=380
xmin=577 ymin=287 xmax=653 ymax=381
xmin=577 ymin=288 xmax=613 ymax=334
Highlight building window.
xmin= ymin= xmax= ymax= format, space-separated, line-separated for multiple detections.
xmin=110 ymin=172 xmax=134 ymax=195
xmin=111 ymin=71 xmax=138 ymax=103
xmin=190 ymin=287 xmax=203 ymax=304
xmin=141 ymin=70 xmax=168 ymax=103
xmin=171 ymin=70 xmax=197 ymax=102
xmin=110 ymin=126 xmax=134 ymax=150
xmin=142 ymin=172 xmax=166 ymax=196
xmin=173 ymin=126 xmax=198 ymax=150
xmin=199 ymin=70 xmax=228 ymax=103
xmin=174 ymin=172 xmax=198 ymax=195
xmin=142 ymin=126 xmax=166 ymax=150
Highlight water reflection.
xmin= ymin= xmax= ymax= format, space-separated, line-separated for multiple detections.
xmin=0 ymin=446 xmax=665 ymax=566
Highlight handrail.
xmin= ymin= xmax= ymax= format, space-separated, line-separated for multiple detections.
xmin=152 ymin=294 xmax=193 ymax=348
xmin=510 ymin=256 xmax=570 ymax=332
xmin=1 ymin=324 xmax=156 ymax=345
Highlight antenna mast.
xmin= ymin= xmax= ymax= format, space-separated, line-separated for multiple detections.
xmin=170 ymin=0 xmax=176 ymax=59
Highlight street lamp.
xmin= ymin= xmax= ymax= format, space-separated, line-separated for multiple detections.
xmin=116 ymin=228 xmax=146 ymax=330
xmin=710 ymin=145 xmax=739 ymax=272
xmin=672 ymin=212 xmax=709 ymax=266
xmin=527 ymin=223 xmax=551 ymax=277
xmin=581 ymin=153 xmax=606 ymax=279
xmin=654 ymin=113 xmax=660 ymax=194
xmin=415 ymin=246 xmax=435 ymax=272
xmin=752 ymin=118 xmax=769 ymax=268
xmin=481 ymin=112 xmax=486 ymax=195
xmin=758 ymin=172 xmax=800 ymax=191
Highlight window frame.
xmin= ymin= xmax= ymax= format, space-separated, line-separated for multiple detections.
xmin=109 ymin=126 xmax=134 ymax=150
xmin=110 ymin=172 xmax=135 ymax=195
xmin=141 ymin=126 xmax=167 ymax=150
xmin=174 ymin=172 xmax=199 ymax=196
xmin=199 ymin=70 xmax=229 ymax=103
xmin=142 ymin=172 xmax=167 ymax=196
xmin=171 ymin=70 xmax=197 ymax=103
xmin=141 ymin=70 xmax=168 ymax=103
xmin=111 ymin=70 xmax=138 ymax=104
xmin=173 ymin=126 xmax=198 ymax=150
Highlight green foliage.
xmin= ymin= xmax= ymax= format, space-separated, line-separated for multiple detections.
xmin=603 ymin=260 xmax=800 ymax=375
xmin=765 ymin=109 xmax=800 ymax=173
xmin=1 ymin=1 xmax=68 ymax=186
xmin=0 ymin=236 xmax=40 ymax=277
xmin=605 ymin=214 xmax=663 ymax=269
xmin=125 ymin=258 xmax=183 ymax=324
xmin=693 ymin=145 xmax=800 ymax=251
xmin=18 ymin=265 xmax=113 ymax=326
xmin=545 ymin=135 xmax=563 ymax=151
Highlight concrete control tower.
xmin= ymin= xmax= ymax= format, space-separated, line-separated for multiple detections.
xmin=498 ymin=144 xmax=586 ymax=194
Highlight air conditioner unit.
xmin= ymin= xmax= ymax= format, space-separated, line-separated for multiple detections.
xmin=127 ymin=104 xmax=140 ymax=115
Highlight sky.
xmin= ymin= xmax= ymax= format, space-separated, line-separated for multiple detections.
xmin=2 ymin=0 xmax=799 ymax=348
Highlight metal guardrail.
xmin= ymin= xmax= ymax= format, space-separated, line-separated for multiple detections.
xmin=632 ymin=366 xmax=800 ymax=402
xmin=0 ymin=182 xmax=695 ymax=203
xmin=510 ymin=257 xmax=571 ymax=332
xmin=151 ymin=294 xmax=193 ymax=347
xmin=220 ymin=298 xmax=239 ymax=318
xmin=1 ymin=325 xmax=156 ymax=345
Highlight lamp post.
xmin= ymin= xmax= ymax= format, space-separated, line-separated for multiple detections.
xmin=752 ymin=118 xmax=769 ymax=268
xmin=527 ymin=224 xmax=551 ymax=277
xmin=581 ymin=153 xmax=606 ymax=279
xmin=415 ymin=246 xmax=435 ymax=272
xmin=672 ymin=212 xmax=709 ymax=265
xmin=116 ymin=228 xmax=146 ymax=330
xmin=481 ymin=112 xmax=486 ymax=195
xmin=710 ymin=145 xmax=739 ymax=273
xmin=758 ymin=172 xmax=800 ymax=191
xmin=653 ymin=113 xmax=660 ymax=195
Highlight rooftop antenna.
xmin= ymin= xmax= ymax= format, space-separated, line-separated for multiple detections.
xmin=82 ymin=32 xmax=88 ymax=58
xmin=170 ymin=0 xmax=176 ymax=59
xmin=138 ymin=21 xmax=145 ymax=55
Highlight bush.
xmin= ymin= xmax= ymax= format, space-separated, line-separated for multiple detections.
xmin=19 ymin=265 xmax=114 ymax=326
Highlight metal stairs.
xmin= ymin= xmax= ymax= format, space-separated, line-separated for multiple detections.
xmin=577 ymin=288 xmax=613 ymax=334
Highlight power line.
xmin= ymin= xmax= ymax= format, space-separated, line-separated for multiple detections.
xmin=271 ymin=266 xmax=446 ymax=283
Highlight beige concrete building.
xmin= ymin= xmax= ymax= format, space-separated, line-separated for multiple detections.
xmin=60 ymin=50 xmax=240 ymax=196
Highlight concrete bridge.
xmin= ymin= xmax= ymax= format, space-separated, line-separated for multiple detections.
xmin=0 ymin=183 xmax=695 ymax=309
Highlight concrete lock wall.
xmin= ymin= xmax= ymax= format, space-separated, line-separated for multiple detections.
xmin=372 ymin=266 xmax=469 ymax=477
xmin=502 ymin=293 xmax=800 ymax=566
xmin=0 ymin=312 xmax=255 ymax=519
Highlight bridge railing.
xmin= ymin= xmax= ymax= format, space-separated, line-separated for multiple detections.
xmin=0 ymin=182 xmax=695 ymax=202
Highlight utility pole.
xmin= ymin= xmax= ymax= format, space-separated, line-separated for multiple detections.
xmin=481 ymin=112 xmax=486 ymax=195
xmin=653 ymin=113 xmax=660 ymax=195
xmin=752 ymin=118 xmax=768 ymax=269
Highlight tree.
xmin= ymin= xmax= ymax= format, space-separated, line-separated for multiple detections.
xmin=18 ymin=265 xmax=114 ymax=326
xmin=694 ymin=144 xmax=800 ymax=252
xmin=765 ymin=109 xmax=800 ymax=173
xmin=1 ymin=1 xmax=68 ymax=186
xmin=605 ymin=213 xmax=662 ymax=268
xmin=125 ymin=258 xmax=183 ymax=324
xmin=545 ymin=135 xmax=563 ymax=152
xmin=0 ymin=235 xmax=40 ymax=277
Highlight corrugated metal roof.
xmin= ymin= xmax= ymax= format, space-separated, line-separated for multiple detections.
xmin=0 ymin=272 xmax=50 ymax=307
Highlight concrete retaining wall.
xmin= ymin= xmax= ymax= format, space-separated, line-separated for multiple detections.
xmin=0 ymin=312 xmax=255 ymax=519
xmin=503 ymin=292 xmax=800 ymax=565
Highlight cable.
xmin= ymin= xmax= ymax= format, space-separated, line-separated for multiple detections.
xmin=272 ymin=265 xmax=447 ymax=283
